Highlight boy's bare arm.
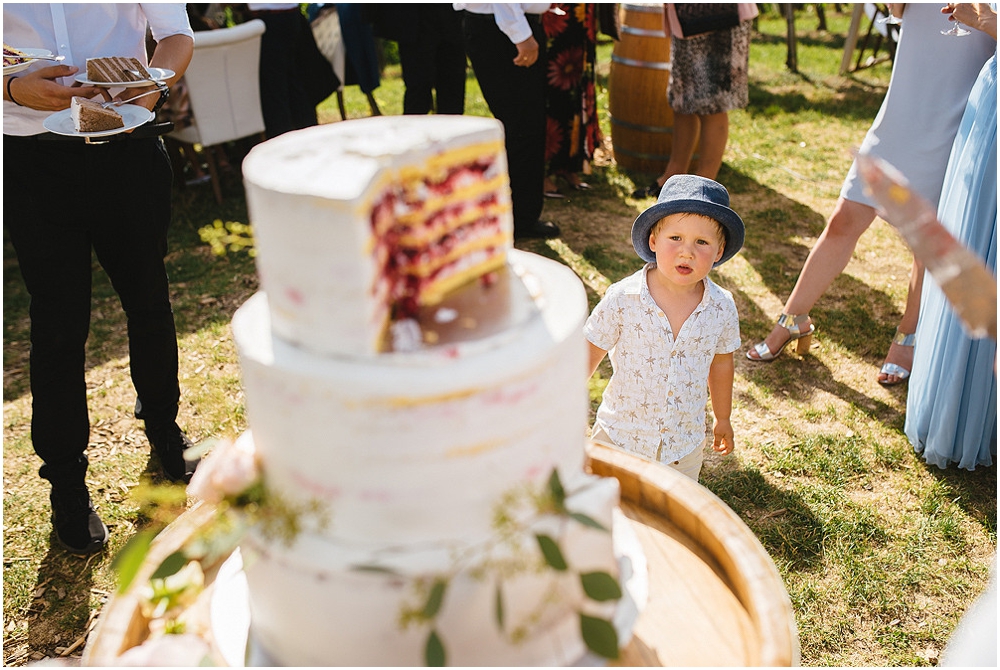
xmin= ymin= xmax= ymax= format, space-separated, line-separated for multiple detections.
xmin=588 ymin=342 xmax=608 ymax=377
xmin=708 ymin=352 xmax=735 ymax=454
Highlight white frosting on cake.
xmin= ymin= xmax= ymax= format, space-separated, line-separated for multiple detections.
xmin=241 ymin=115 xmax=513 ymax=357
xmin=231 ymin=117 xmax=638 ymax=666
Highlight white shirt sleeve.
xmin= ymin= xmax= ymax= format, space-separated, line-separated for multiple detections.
xmin=140 ymin=3 xmax=194 ymax=42
xmin=491 ymin=4 xmax=533 ymax=44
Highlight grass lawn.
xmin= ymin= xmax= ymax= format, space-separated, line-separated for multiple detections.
xmin=3 ymin=5 xmax=995 ymax=667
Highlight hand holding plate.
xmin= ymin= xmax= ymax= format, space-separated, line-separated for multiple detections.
xmin=8 ymin=65 xmax=103 ymax=111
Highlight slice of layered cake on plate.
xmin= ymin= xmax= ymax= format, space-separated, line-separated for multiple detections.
xmin=220 ymin=115 xmax=646 ymax=666
xmin=70 ymin=96 xmax=123 ymax=133
xmin=86 ymin=56 xmax=149 ymax=82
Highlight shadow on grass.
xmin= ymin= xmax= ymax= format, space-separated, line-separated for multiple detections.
xmin=25 ymin=541 xmax=99 ymax=664
xmin=702 ymin=461 xmax=824 ymax=571
xmin=751 ymin=28 xmax=852 ymax=52
xmin=747 ymin=80 xmax=884 ymax=122
xmin=926 ymin=462 xmax=998 ymax=539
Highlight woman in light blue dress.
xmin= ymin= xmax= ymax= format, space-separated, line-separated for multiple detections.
xmin=905 ymin=8 xmax=997 ymax=471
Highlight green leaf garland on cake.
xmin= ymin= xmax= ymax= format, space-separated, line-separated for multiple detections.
xmin=113 ymin=447 xmax=622 ymax=666
xmin=363 ymin=468 xmax=623 ymax=665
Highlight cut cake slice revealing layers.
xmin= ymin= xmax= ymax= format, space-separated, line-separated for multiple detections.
xmin=70 ymin=96 xmax=123 ymax=133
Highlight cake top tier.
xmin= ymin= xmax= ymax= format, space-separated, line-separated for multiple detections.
xmin=241 ymin=116 xmax=514 ymax=357
xmin=243 ymin=115 xmax=505 ymax=202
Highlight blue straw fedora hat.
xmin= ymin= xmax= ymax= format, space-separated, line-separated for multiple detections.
xmin=631 ymin=175 xmax=745 ymax=268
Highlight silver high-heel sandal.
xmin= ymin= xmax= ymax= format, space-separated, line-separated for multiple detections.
xmin=878 ymin=330 xmax=915 ymax=386
xmin=746 ymin=313 xmax=815 ymax=361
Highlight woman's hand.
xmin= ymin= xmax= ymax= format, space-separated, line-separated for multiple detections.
xmin=942 ymin=3 xmax=998 ymax=39
xmin=5 ymin=65 xmax=104 ymax=110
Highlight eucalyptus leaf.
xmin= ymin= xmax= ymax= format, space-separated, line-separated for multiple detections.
xmin=425 ymin=629 xmax=446 ymax=667
xmin=150 ymin=550 xmax=190 ymax=580
xmin=111 ymin=530 xmax=156 ymax=593
xmin=547 ymin=468 xmax=566 ymax=510
xmin=494 ymin=583 xmax=504 ymax=628
xmin=580 ymin=571 xmax=623 ymax=601
xmin=535 ymin=534 xmax=568 ymax=571
xmin=570 ymin=512 xmax=608 ymax=532
xmin=580 ymin=614 xmax=619 ymax=659
xmin=422 ymin=579 xmax=448 ymax=619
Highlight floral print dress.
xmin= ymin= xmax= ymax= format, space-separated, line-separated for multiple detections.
xmin=542 ymin=3 xmax=602 ymax=178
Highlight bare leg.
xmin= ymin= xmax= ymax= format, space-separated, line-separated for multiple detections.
xmin=692 ymin=112 xmax=729 ymax=180
xmin=656 ymin=112 xmax=701 ymax=187
xmin=748 ymin=197 xmax=877 ymax=358
xmin=878 ymin=258 xmax=923 ymax=383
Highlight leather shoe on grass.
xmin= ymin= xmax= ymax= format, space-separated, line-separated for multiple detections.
xmin=50 ymin=486 xmax=109 ymax=555
xmin=514 ymin=220 xmax=561 ymax=240
xmin=145 ymin=422 xmax=200 ymax=484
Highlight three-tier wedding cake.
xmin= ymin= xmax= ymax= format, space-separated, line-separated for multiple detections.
xmin=231 ymin=115 xmax=641 ymax=666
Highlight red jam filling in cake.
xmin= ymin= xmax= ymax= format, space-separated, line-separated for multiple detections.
xmin=369 ymin=144 xmax=510 ymax=326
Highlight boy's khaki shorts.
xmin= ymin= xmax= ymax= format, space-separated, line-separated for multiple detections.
xmin=590 ymin=424 xmax=705 ymax=482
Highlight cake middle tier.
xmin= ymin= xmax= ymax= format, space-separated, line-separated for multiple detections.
xmin=231 ymin=250 xmax=591 ymax=547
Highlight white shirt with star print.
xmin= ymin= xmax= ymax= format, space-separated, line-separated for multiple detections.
xmin=585 ymin=263 xmax=741 ymax=464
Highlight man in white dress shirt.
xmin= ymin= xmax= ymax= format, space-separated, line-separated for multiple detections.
xmin=456 ymin=3 xmax=560 ymax=240
xmin=3 ymin=4 xmax=196 ymax=555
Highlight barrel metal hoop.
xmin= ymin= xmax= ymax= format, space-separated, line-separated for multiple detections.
xmin=613 ymin=146 xmax=672 ymax=162
xmin=610 ymin=54 xmax=672 ymax=70
xmin=610 ymin=116 xmax=675 ymax=134
xmin=621 ymin=25 xmax=668 ymax=38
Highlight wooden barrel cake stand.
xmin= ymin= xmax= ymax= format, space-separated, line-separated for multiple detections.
xmin=83 ymin=443 xmax=799 ymax=666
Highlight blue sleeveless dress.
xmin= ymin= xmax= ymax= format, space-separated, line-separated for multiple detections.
xmin=905 ymin=53 xmax=997 ymax=471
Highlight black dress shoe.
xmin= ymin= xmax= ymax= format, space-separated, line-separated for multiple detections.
xmin=630 ymin=181 xmax=661 ymax=199
xmin=514 ymin=220 xmax=561 ymax=240
xmin=145 ymin=422 xmax=199 ymax=483
xmin=50 ymin=486 xmax=109 ymax=555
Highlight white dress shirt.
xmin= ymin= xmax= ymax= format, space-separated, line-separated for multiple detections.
xmin=3 ymin=3 xmax=193 ymax=136
xmin=452 ymin=3 xmax=551 ymax=44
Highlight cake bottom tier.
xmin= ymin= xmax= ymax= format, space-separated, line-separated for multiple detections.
xmin=237 ymin=471 xmax=641 ymax=666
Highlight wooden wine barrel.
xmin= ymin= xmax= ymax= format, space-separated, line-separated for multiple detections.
xmin=608 ymin=3 xmax=675 ymax=174
xmin=587 ymin=442 xmax=800 ymax=666
xmin=84 ymin=445 xmax=800 ymax=667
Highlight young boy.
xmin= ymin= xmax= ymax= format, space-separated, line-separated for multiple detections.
xmin=586 ymin=175 xmax=745 ymax=481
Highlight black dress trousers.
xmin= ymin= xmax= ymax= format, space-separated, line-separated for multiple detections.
xmin=462 ymin=11 xmax=547 ymax=232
